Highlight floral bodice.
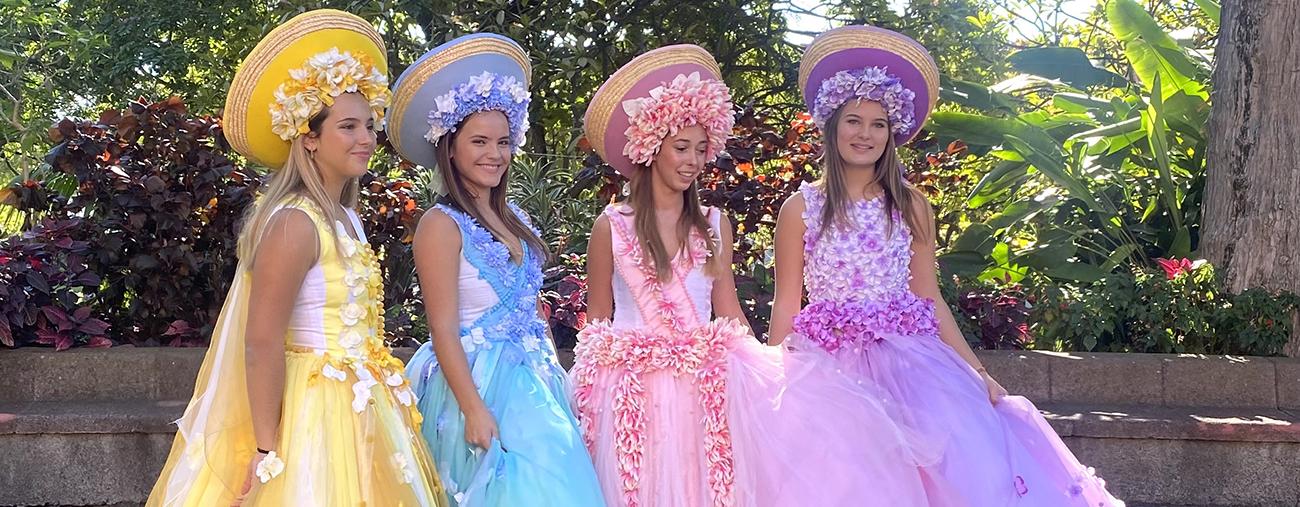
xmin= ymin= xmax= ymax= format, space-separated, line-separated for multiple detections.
xmin=800 ymin=181 xmax=915 ymax=303
xmin=434 ymin=203 xmax=560 ymax=372
xmin=279 ymin=200 xmax=416 ymax=416
xmin=792 ymin=182 xmax=938 ymax=350
xmin=605 ymin=204 xmax=720 ymax=335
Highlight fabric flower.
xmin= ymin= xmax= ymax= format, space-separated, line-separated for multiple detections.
xmin=460 ymin=327 xmax=488 ymax=353
xmin=621 ymin=71 xmax=734 ymax=167
xmin=339 ymin=329 xmax=364 ymax=350
xmin=322 ymin=363 xmax=348 ymax=382
xmin=811 ymin=66 xmax=917 ymax=135
xmin=424 ymin=72 xmax=530 ymax=151
xmin=392 ymin=452 xmax=415 ymax=484
xmin=255 ymin=451 xmax=285 ymax=483
xmin=340 ymin=303 xmax=367 ymax=327
xmin=269 ymin=48 xmax=390 ymax=141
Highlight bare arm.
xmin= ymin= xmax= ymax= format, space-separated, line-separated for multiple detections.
xmin=585 ymin=214 xmax=614 ymax=322
xmin=413 ymin=210 xmax=496 ymax=445
xmin=906 ymin=193 xmax=987 ymax=374
xmin=709 ymin=210 xmax=753 ymax=334
xmin=245 ymin=209 xmax=318 ymax=452
xmin=767 ymin=192 xmax=807 ymax=346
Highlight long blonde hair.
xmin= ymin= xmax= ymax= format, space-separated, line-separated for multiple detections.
xmin=624 ymin=165 xmax=720 ymax=281
xmin=434 ymin=128 xmax=549 ymax=263
xmin=816 ymin=103 xmax=927 ymax=240
xmin=236 ymin=107 xmax=360 ymax=264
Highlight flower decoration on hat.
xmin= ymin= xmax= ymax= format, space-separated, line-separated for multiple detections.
xmin=811 ymin=66 xmax=916 ymax=134
xmin=268 ymin=48 xmax=392 ymax=141
xmin=620 ymin=71 xmax=734 ymax=167
xmin=424 ymin=71 xmax=530 ymax=150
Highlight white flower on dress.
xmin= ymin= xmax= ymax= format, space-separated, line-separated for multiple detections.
xmin=340 ymin=303 xmax=367 ymax=327
xmin=255 ymin=451 xmax=285 ymax=483
xmin=460 ymin=327 xmax=488 ymax=353
xmin=339 ymin=329 xmax=364 ymax=350
xmin=522 ymin=334 xmax=541 ymax=352
xmin=322 ymin=363 xmax=348 ymax=382
xmin=395 ymin=386 xmax=415 ymax=406
xmin=392 ymin=452 xmax=415 ymax=484
xmin=453 ymin=492 xmax=467 ymax=504
xmin=385 ymin=372 xmax=405 ymax=387
xmin=352 ymin=377 xmax=377 ymax=413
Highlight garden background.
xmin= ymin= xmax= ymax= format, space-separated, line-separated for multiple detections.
xmin=2 ymin=0 xmax=1297 ymax=359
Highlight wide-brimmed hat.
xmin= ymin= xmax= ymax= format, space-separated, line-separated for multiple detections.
xmin=222 ymin=9 xmax=390 ymax=170
xmin=583 ymin=44 xmax=734 ymax=179
xmin=798 ymin=25 xmax=939 ymax=145
xmin=388 ymin=33 xmax=531 ymax=170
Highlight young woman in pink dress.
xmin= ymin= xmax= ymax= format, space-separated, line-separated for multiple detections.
xmin=769 ymin=25 xmax=1125 ymax=506
xmin=571 ymin=43 xmax=942 ymax=507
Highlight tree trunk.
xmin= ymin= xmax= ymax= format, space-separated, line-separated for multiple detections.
xmin=1202 ymin=0 xmax=1300 ymax=355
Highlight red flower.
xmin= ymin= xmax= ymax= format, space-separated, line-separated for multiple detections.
xmin=1156 ymin=258 xmax=1193 ymax=280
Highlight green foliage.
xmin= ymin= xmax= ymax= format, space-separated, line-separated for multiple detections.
xmin=930 ymin=0 xmax=1212 ymax=285
xmin=1028 ymin=260 xmax=1299 ymax=356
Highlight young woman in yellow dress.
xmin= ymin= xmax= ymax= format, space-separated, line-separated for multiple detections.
xmin=146 ymin=9 xmax=445 ymax=506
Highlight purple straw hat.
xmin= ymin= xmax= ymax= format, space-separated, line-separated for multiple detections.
xmin=798 ymin=25 xmax=939 ymax=145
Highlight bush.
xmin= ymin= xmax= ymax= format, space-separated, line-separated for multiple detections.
xmin=1 ymin=97 xmax=431 ymax=349
xmin=1024 ymin=259 xmax=1298 ymax=355
xmin=0 ymin=217 xmax=110 ymax=349
xmin=32 ymin=97 xmax=260 ymax=345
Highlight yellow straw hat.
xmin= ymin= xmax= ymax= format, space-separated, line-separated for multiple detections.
xmin=222 ymin=9 xmax=390 ymax=170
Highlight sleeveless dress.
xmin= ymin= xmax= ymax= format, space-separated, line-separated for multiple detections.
xmin=405 ymin=203 xmax=604 ymax=506
xmin=572 ymin=204 xmax=939 ymax=507
xmin=790 ymin=182 xmax=1124 ymax=506
xmin=149 ymin=198 xmax=445 ymax=506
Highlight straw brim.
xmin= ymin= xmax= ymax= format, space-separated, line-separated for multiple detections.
xmin=222 ymin=9 xmax=387 ymax=170
xmin=583 ymin=44 xmax=721 ymax=178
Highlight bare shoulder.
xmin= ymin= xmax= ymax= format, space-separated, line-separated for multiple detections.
xmin=414 ymin=207 xmax=462 ymax=250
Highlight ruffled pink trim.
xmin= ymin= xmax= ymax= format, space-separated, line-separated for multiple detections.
xmin=573 ymin=319 xmax=748 ymax=506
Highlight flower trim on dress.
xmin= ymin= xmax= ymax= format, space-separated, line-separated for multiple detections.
xmin=425 ymin=71 xmax=530 ymax=150
xmin=572 ymin=208 xmax=739 ymax=506
xmin=621 ymin=71 xmax=734 ymax=168
xmin=572 ymin=319 xmax=746 ymax=507
xmin=810 ymin=66 xmax=916 ymax=133
xmin=790 ymin=294 xmax=938 ymax=354
xmin=434 ymin=203 xmax=561 ymax=375
xmin=270 ymin=48 xmax=391 ymax=141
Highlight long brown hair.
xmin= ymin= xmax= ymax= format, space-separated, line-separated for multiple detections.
xmin=237 ymin=106 xmax=360 ymax=264
xmin=434 ymin=127 xmax=549 ymax=263
xmin=816 ymin=102 xmax=927 ymax=241
xmin=624 ymin=165 xmax=720 ymax=281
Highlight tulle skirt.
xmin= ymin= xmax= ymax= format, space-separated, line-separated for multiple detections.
xmin=407 ymin=339 xmax=605 ymax=506
xmin=149 ymin=347 xmax=445 ymax=506
xmin=573 ymin=318 xmax=941 ymax=507
xmin=816 ymin=328 xmax=1125 ymax=506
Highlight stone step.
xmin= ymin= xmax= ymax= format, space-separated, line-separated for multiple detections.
xmin=1040 ymin=403 xmax=1300 ymax=506
xmin=0 ymin=400 xmax=182 ymax=507
xmin=4 ymin=347 xmax=1298 ymax=410
xmin=2 ymin=398 xmax=1295 ymax=506
xmin=981 ymin=350 xmax=1300 ymax=410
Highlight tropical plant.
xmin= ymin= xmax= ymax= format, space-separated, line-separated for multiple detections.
xmin=929 ymin=0 xmax=1217 ymax=285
